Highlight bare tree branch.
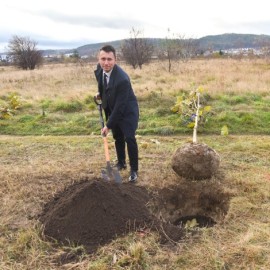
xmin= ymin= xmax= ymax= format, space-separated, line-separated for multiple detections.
xmin=8 ymin=35 xmax=43 ymax=70
xmin=121 ymin=27 xmax=154 ymax=69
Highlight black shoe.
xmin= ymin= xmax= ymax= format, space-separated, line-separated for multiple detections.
xmin=115 ymin=162 xmax=127 ymax=171
xmin=129 ymin=171 xmax=138 ymax=182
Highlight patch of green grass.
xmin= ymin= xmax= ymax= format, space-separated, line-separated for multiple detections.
xmin=217 ymin=93 xmax=263 ymax=105
xmin=52 ymin=99 xmax=84 ymax=113
xmin=138 ymin=90 xmax=175 ymax=108
xmin=83 ymin=94 xmax=95 ymax=104
xmin=1 ymin=93 xmax=270 ymax=135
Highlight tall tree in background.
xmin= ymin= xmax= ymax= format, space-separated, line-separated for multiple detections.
xmin=176 ymin=36 xmax=199 ymax=62
xmin=159 ymin=29 xmax=178 ymax=72
xmin=159 ymin=29 xmax=198 ymax=72
xmin=121 ymin=27 xmax=153 ymax=69
xmin=8 ymin=35 xmax=43 ymax=70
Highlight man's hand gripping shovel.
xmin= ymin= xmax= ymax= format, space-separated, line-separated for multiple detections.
xmin=94 ymin=96 xmax=122 ymax=184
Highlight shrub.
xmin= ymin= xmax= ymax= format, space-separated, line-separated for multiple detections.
xmin=0 ymin=93 xmax=21 ymax=119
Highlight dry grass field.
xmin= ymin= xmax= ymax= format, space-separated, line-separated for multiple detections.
xmin=1 ymin=58 xmax=270 ymax=103
xmin=1 ymin=59 xmax=270 ymax=269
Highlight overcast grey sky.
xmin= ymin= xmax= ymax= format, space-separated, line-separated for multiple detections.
xmin=1 ymin=0 xmax=269 ymax=52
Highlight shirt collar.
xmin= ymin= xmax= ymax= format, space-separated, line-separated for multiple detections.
xmin=103 ymin=70 xmax=112 ymax=78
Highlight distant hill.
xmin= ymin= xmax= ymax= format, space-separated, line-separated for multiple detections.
xmin=2 ymin=33 xmax=269 ymax=60
xmin=23 ymin=33 xmax=270 ymax=57
xmin=197 ymin=33 xmax=270 ymax=50
xmin=41 ymin=40 xmax=124 ymax=57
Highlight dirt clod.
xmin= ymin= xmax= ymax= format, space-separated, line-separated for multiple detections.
xmin=171 ymin=142 xmax=220 ymax=180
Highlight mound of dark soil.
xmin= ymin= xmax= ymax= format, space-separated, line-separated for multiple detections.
xmin=39 ymin=179 xmax=184 ymax=253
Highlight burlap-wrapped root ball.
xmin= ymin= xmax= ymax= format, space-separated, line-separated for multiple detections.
xmin=171 ymin=142 xmax=220 ymax=180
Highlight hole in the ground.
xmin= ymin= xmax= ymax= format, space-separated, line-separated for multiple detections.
xmin=149 ymin=181 xmax=230 ymax=229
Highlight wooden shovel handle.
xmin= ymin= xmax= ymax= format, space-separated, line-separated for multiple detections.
xmin=103 ymin=136 xmax=110 ymax=162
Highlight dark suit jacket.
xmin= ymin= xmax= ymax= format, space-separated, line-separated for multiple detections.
xmin=94 ymin=64 xmax=139 ymax=133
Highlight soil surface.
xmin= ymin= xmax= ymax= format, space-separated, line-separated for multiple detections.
xmin=39 ymin=179 xmax=184 ymax=253
xmin=39 ymin=178 xmax=229 ymax=254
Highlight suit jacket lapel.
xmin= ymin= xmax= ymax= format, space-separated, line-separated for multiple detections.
xmin=108 ymin=65 xmax=117 ymax=89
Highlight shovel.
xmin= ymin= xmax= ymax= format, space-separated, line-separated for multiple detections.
xmin=94 ymin=96 xmax=122 ymax=183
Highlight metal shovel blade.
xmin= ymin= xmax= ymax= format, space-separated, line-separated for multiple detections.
xmin=111 ymin=167 xmax=122 ymax=184
xmin=100 ymin=161 xmax=122 ymax=184
xmin=101 ymin=168 xmax=110 ymax=181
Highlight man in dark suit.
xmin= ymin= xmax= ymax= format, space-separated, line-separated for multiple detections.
xmin=94 ymin=45 xmax=139 ymax=182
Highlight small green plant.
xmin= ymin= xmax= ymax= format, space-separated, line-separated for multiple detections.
xmin=9 ymin=93 xmax=21 ymax=110
xmin=0 ymin=93 xmax=21 ymax=119
xmin=171 ymin=86 xmax=212 ymax=142
xmin=221 ymin=125 xmax=229 ymax=136
xmin=40 ymin=99 xmax=53 ymax=116
xmin=0 ymin=106 xmax=13 ymax=119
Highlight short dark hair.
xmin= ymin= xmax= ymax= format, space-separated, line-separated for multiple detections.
xmin=100 ymin=45 xmax=116 ymax=58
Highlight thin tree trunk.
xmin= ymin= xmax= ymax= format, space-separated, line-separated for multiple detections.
xmin=193 ymin=92 xmax=200 ymax=143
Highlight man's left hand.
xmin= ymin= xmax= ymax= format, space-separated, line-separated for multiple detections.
xmin=101 ymin=126 xmax=110 ymax=136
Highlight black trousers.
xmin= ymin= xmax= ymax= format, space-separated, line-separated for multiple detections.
xmin=111 ymin=124 xmax=138 ymax=172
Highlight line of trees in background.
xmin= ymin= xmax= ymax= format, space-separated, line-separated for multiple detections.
xmin=120 ymin=28 xmax=199 ymax=72
xmin=2 ymin=28 xmax=200 ymax=72
xmin=2 ymin=29 xmax=270 ymax=71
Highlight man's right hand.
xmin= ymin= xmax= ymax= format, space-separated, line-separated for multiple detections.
xmin=95 ymin=93 xmax=101 ymax=100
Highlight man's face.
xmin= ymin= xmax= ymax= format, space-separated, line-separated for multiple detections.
xmin=98 ymin=50 xmax=116 ymax=73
